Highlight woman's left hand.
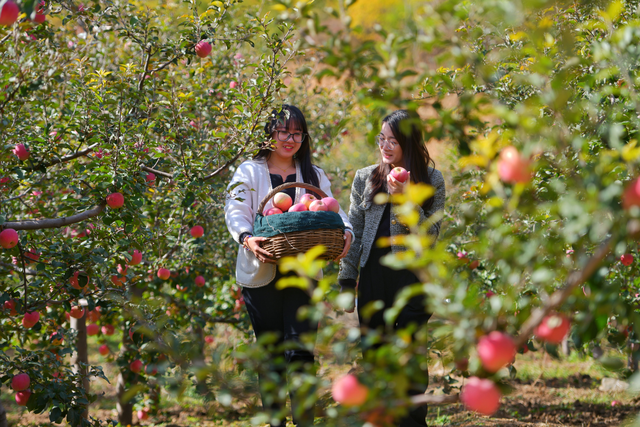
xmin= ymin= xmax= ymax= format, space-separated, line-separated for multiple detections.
xmin=335 ymin=231 xmax=352 ymax=261
xmin=387 ymin=171 xmax=410 ymax=195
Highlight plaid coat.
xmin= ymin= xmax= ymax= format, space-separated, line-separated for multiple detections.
xmin=338 ymin=164 xmax=446 ymax=287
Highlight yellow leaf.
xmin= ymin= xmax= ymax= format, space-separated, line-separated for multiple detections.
xmin=606 ymin=0 xmax=624 ymax=22
xmin=458 ymin=155 xmax=488 ymax=168
xmin=212 ymin=1 xmax=224 ymax=7
xmin=272 ymin=4 xmax=287 ymax=11
xmin=622 ymin=140 xmax=640 ymax=161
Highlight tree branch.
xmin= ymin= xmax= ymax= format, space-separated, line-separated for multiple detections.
xmin=513 ymin=238 xmax=613 ymax=348
xmin=201 ymin=147 xmax=246 ymax=181
xmin=140 ymin=164 xmax=173 ymax=179
xmin=34 ymin=143 xmax=99 ymax=170
xmin=3 ymin=202 xmax=107 ymax=231
xmin=410 ymin=393 xmax=460 ymax=406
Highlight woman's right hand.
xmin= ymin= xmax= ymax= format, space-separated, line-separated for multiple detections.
xmin=245 ymin=236 xmax=276 ymax=263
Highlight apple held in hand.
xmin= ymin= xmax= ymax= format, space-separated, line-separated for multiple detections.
xmin=477 ymin=331 xmax=516 ymax=373
xmin=309 ymin=200 xmax=327 ymax=211
xmin=460 ymin=377 xmax=501 ymax=415
xmin=273 ymin=192 xmax=293 ymax=211
xmin=194 ymin=40 xmax=212 ymax=58
xmin=497 ymin=146 xmax=532 ymax=184
xmin=289 ymin=203 xmax=308 ymax=212
xmin=106 ymin=192 xmax=124 ymax=208
xmin=535 ymin=313 xmax=570 ymax=344
xmin=300 ymin=193 xmax=317 ymax=208
xmin=332 ymin=374 xmax=369 ymax=407
xmin=11 ymin=373 xmax=30 ymax=391
xmin=321 ymin=197 xmax=340 ymax=213
xmin=0 ymin=228 xmax=19 ymax=249
xmin=390 ymin=166 xmax=408 ymax=183
xmin=264 ymin=207 xmax=283 ymax=216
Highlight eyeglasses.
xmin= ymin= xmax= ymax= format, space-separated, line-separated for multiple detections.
xmin=276 ymin=130 xmax=307 ymax=143
xmin=376 ymin=134 xmax=398 ymax=149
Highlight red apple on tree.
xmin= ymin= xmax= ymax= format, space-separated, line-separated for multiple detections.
xmin=87 ymin=308 xmax=101 ymax=322
xmin=130 ymin=359 xmax=143 ymax=373
xmin=332 ymin=374 xmax=369 ymax=407
xmin=137 ymin=409 xmax=150 ymax=420
xmin=535 ymin=313 xmax=570 ymax=344
xmin=12 ymin=143 xmax=29 ymax=161
xmin=460 ymin=376 xmax=501 ymax=415
xmin=273 ymin=192 xmax=293 ymax=212
xmin=0 ymin=228 xmax=19 ymax=249
xmin=157 ymin=268 xmax=171 ymax=280
xmin=321 ymin=197 xmax=340 ymax=213
xmin=195 ymin=275 xmax=205 ymax=287
xmin=101 ymin=324 xmax=115 ymax=335
xmin=22 ymin=311 xmax=40 ymax=328
xmin=0 ymin=0 xmax=19 ymax=26
xmin=390 ymin=166 xmax=408 ymax=183
xmin=99 ymin=344 xmax=110 ymax=356
xmin=477 ymin=331 xmax=516 ymax=373
xmin=230 ymin=80 xmax=237 ymax=89
xmin=497 ymin=146 xmax=532 ymax=184
xmin=69 ymin=306 xmax=85 ymax=319
xmin=190 ymin=225 xmax=204 ymax=238
xmin=106 ymin=192 xmax=124 ymax=208
xmin=145 ymin=172 xmax=156 ymax=186
xmin=86 ymin=323 xmax=99 ymax=336
xmin=15 ymin=390 xmax=31 ymax=406
xmin=128 ymin=249 xmax=142 ymax=265
xmin=622 ymin=177 xmax=640 ymax=210
xmin=4 ymin=299 xmax=17 ymax=315
xmin=194 ymin=40 xmax=212 ymax=58
xmin=621 ymin=254 xmax=634 ymax=266
xmin=50 ymin=331 xmax=63 ymax=345
xmin=11 ymin=373 xmax=30 ymax=391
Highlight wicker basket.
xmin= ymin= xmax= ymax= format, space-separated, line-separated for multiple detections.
xmin=255 ymin=182 xmax=345 ymax=260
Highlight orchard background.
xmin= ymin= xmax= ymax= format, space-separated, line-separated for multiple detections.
xmin=2 ymin=0 xmax=640 ymax=426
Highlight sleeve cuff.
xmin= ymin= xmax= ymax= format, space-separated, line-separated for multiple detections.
xmin=338 ymin=278 xmax=357 ymax=292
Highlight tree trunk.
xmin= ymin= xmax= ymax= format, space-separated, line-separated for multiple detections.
xmin=561 ymin=335 xmax=571 ymax=357
xmin=116 ymin=319 xmax=134 ymax=426
xmin=70 ymin=309 xmax=89 ymax=419
xmin=193 ymin=325 xmax=208 ymax=396
xmin=0 ymin=396 xmax=8 ymax=427
xmin=117 ymin=285 xmax=144 ymax=425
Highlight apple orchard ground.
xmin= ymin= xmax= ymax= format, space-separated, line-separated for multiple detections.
xmin=2 ymin=311 xmax=638 ymax=426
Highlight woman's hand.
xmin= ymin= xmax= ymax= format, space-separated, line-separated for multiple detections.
xmin=245 ymin=236 xmax=276 ymax=263
xmin=335 ymin=231 xmax=353 ymax=261
xmin=387 ymin=171 xmax=410 ymax=195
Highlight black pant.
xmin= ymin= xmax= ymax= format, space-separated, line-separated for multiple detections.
xmin=358 ymin=246 xmax=431 ymax=427
xmin=242 ymin=271 xmax=317 ymax=427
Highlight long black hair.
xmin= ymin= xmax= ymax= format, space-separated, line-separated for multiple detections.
xmin=369 ymin=109 xmax=435 ymax=209
xmin=254 ymin=104 xmax=319 ymax=188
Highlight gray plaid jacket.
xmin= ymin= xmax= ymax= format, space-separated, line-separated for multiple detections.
xmin=338 ymin=164 xmax=446 ymax=284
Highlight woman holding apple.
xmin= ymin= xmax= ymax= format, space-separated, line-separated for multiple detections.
xmin=339 ymin=109 xmax=445 ymax=427
xmin=224 ymin=104 xmax=353 ymax=427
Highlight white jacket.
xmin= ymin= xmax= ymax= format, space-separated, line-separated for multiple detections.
xmin=224 ymin=158 xmax=353 ymax=287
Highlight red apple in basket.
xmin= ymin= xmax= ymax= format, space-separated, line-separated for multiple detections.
xmin=300 ymin=194 xmax=317 ymax=208
xmin=289 ymin=203 xmax=308 ymax=212
xmin=273 ymin=192 xmax=292 ymax=212
xmin=322 ymin=197 xmax=340 ymax=213
xmin=309 ymin=200 xmax=327 ymax=212
xmin=390 ymin=167 xmax=408 ymax=183
xmin=264 ymin=207 xmax=283 ymax=216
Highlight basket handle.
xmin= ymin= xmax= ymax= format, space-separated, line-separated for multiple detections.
xmin=257 ymin=182 xmax=328 ymax=214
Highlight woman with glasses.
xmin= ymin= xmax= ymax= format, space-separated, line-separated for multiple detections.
xmin=338 ymin=109 xmax=445 ymax=427
xmin=225 ymin=104 xmax=353 ymax=427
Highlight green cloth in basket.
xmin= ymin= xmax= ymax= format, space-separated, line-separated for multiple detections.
xmin=253 ymin=211 xmax=345 ymax=238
